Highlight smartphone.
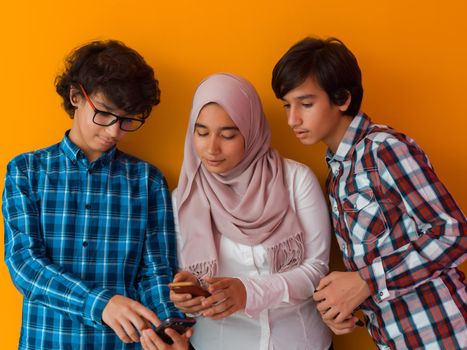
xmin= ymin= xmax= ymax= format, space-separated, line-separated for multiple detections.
xmin=155 ymin=317 xmax=196 ymax=344
xmin=169 ymin=281 xmax=211 ymax=297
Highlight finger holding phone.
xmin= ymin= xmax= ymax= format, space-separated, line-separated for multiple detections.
xmin=201 ymin=277 xmax=246 ymax=320
xmin=140 ymin=326 xmax=192 ymax=350
xmin=169 ymin=271 xmax=210 ymax=314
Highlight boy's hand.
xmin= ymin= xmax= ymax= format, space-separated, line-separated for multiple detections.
xmin=313 ymin=271 xmax=371 ymax=323
xmin=201 ymin=277 xmax=246 ymax=320
xmin=140 ymin=327 xmax=192 ymax=350
xmin=322 ymin=314 xmax=361 ymax=335
xmin=102 ymin=295 xmax=160 ymax=343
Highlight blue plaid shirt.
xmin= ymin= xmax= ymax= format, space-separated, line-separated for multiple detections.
xmin=3 ymin=132 xmax=181 ymax=349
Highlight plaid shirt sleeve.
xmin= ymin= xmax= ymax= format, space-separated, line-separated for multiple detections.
xmin=358 ymin=137 xmax=467 ymax=302
xmin=2 ymin=156 xmax=115 ymax=328
xmin=137 ymin=172 xmax=182 ymax=320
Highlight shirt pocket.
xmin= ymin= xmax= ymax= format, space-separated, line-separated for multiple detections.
xmin=342 ymin=188 xmax=388 ymax=243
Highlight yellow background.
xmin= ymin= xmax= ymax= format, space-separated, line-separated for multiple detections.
xmin=1 ymin=1 xmax=466 ymax=349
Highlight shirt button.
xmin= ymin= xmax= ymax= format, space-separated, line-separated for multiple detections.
xmin=333 ymin=164 xmax=340 ymax=176
xmin=85 ymin=204 xmax=91 ymax=209
xmin=88 ymin=169 xmax=93 ymax=174
xmin=82 ymin=241 xmax=88 ymax=247
xmin=333 ymin=204 xmax=339 ymax=213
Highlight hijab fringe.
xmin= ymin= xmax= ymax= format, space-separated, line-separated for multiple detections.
xmin=267 ymin=231 xmax=305 ymax=273
xmin=184 ymin=232 xmax=305 ymax=278
xmin=185 ymin=260 xmax=218 ymax=280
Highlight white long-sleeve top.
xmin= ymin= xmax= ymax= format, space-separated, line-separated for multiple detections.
xmin=173 ymin=159 xmax=332 ymax=350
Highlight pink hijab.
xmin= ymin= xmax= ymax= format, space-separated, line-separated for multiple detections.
xmin=176 ymin=73 xmax=304 ymax=278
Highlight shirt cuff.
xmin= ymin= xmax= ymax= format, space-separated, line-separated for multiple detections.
xmin=240 ymin=276 xmax=285 ymax=318
xmin=358 ymin=258 xmax=390 ymax=303
xmin=158 ymin=307 xmax=184 ymax=321
xmin=83 ymin=288 xmax=116 ymax=327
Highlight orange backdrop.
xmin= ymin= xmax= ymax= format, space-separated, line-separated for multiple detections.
xmin=1 ymin=1 xmax=466 ymax=349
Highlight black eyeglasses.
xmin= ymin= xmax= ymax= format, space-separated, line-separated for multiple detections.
xmin=79 ymin=84 xmax=145 ymax=132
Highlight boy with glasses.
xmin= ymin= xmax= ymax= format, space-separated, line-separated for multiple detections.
xmin=272 ymin=37 xmax=466 ymax=349
xmin=3 ymin=40 xmax=190 ymax=349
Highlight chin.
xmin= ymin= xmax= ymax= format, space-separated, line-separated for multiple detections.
xmin=205 ymin=166 xmax=225 ymax=174
xmin=96 ymin=146 xmax=113 ymax=153
xmin=297 ymin=137 xmax=319 ymax=146
xmin=204 ymin=163 xmax=237 ymax=174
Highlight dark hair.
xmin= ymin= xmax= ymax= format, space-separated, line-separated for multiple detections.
xmin=272 ymin=37 xmax=363 ymax=117
xmin=55 ymin=40 xmax=160 ymax=119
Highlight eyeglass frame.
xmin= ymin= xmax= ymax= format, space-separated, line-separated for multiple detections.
xmin=78 ymin=84 xmax=145 ymax=132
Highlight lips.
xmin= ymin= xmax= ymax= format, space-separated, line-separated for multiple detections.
xmin=205 ymin=159 xmax=224 ymax=166
xmin=294 ymin=129 xmax=309 ymax=138
xmin=99 ymin=137 xmax=116 ymax=145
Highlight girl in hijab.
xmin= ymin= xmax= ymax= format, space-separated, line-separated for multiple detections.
xmin=170 ymin=73 xmax=332 ymax=350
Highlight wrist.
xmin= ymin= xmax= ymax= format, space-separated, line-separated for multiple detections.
xmin=356 ymin=272 xmax=371 ymax=299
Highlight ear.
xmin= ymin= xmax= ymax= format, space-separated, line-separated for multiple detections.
xmin=69 ymin=87 xmax=81 ymax=107
xmin=336 ymin=89 xmax=352 ymax=112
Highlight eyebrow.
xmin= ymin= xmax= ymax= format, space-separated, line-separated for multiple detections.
xmin=93 ymin=99 xmax=119 ymax=113
xmin=194 ymin=123 xmax=239 ymax=131
xmin=282 ymin=94 xmax=316 ymax=101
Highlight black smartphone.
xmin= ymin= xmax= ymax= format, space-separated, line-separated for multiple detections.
xmin=155 ymin=317 xmax=196 ymax=344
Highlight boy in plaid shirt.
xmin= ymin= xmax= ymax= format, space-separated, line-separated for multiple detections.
xmin=272 ymin=37 xmax=466 ymax=349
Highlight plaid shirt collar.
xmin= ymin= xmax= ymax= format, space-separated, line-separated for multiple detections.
xmin=60 ymin=130 xmax=117 ymax=167
xmin=326 ymin=112 xmax=372 ymax=164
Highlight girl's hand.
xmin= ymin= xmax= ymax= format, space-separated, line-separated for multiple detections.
xmin=170 ymin=271 xmax=208 ymax=314
xmin=201 ymin=277 xmax=246 ymax=320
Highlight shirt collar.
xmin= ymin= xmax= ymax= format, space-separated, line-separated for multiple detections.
xmin=60 ymin=130 xmax=117 ymax=166
xmin=326 ymin=112 xmax=372 ymax=164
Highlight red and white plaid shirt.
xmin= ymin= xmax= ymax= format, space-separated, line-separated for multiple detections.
xmin=326 ymin=113 xmax=466 ymax=349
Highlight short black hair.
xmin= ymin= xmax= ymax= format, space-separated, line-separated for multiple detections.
xmin=55 ymin=40 xmax=160 ymax=119
xmin=272 ymin=37 xmax=363 ymax=117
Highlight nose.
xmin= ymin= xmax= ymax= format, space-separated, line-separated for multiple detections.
xmin=287 ymin=106 xmax=302 ymax=129
xmin=207 ymin=135 xmax=220 ymax=155
xmin=105 ymin=121 xmax=122 ymax=138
